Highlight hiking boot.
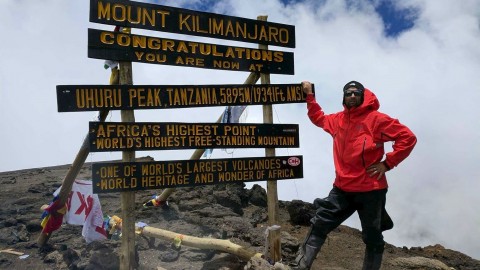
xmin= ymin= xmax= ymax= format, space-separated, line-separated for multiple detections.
xmin=290 ymin=227 xmax=325 ymax=270
xmin=362 ymin=245 xmax=384 ymax=270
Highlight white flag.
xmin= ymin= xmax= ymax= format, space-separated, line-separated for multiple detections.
xmin=53 ymin=179 xmax=107 ymax=243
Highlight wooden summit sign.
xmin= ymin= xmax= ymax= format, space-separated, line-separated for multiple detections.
xmin=92 ymin=155 xmax=303 ymax=193
xmin=89 ymin=0 xmax=295 ymax=48
xmin=88 ymin=28 xmax=294 ymax=74
xmin=89 ymin=122 xmax=299 ymax=152
xmin=56 ymin=83 xmax=309 ymax=112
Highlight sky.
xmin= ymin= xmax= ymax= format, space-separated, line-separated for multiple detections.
xmin=1 ymin=0 xmax=480 ymax=260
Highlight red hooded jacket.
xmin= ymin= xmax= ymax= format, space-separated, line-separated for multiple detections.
xmin=306 ymin=89 xmax=417 ymax=192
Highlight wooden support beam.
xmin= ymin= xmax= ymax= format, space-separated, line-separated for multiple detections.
xmin=36 ymin=109 xmax=110 ymax=247
xmin=258 ymin=15 xmax=281 ymax=263
xmin=119 ymin=47 xmax=137 ymax=270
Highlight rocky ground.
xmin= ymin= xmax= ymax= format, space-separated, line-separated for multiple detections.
xmin=1 ymin=160 xmax=479 ymax=270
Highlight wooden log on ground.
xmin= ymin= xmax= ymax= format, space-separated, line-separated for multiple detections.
xmin=0 ymin=249 xmax=24 ymax=256
xmin=137 ymin=226 xmax=263 ymax=262
xmin=107 ymin=219 xmax=262 ymax=262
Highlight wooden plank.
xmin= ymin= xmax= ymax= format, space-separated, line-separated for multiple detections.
xmin=56 ymin=83 xmax=310 ymax=112
xmin=87 ymin=28 xmax=295 ymax=74
xmin=88 ymin=122 xmax=300 ymax=152
xmin=91 ymin=155 xmax=304 ymax=193
xmin=89 ymin=0 xmax=295 ymax=48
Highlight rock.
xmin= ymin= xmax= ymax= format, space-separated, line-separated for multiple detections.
xmin=223 ymin=216 xmax=258 ymax=241
xmin=136 ymin=233 xmax=156 ymax=250
xmin=191 ymin=204 xmax=240 ymax=218
xmin=0 ymin=257 xmax=13 ymax=268
xmin=0 ymin=228 xmax=20 ymax=245
xmin=390 ymin=256 xmax=452 ymax=269
xmin=273 ymin=262 xmax=292 ymax=270
xmin=285 ymin=200 xmax=314 ymax=225
xmin=249 ymin=184 xmax=268 ymax=207
xmin=214 ymin=189 xmax=244 ymax=215
xmin=44 ymin=250 xmax=63 ymax=264
xmin=15 ymin=224 xmax=30 ymax=242
xmin=27 ymin=187 xmax=43 ymax=194
xmin=246 ymin=205 xmax=268 ymax=227
xmin=244 ymin=256 xmax=274 ymax=270
xmin=159 ymin=246 xmax=180 ymax=262
xmin=3 ymin=218 xmax=17 ymax=227
xmin=25 ymin=220 xmax=43 ymax=232
xmin=280 ymin=231 xmax=300 ymax=258
xmin=84 ymin=244 xmax=121 ymax=270
xmin=182 ymin=249 xmax=216 ymax=261
xmin=43 ymin=250 xmax=78 ymax=269
xmin=13 ymin=197 xmax=35 ymax=206
xmin=62 ymin=248 xmax=80 ymax=267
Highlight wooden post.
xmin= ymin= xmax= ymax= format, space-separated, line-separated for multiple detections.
xmin=157 ymin=71 xmax=260 ymax=202
xmin=258 ymin=15 xmax=281 ymax=262
xmin=118 ymin=45 xmax=137 ymax=270
xmin=36 ymin=109 xmax=110 ymax=246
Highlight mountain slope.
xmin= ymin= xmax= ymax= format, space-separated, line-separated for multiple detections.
xmin=0 ymin=162 xmax=479 ymax=270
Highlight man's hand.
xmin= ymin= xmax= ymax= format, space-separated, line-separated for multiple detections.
xmin=367 ymin=162 xmax=388 ymax=180
xmin=301 ymin=81 xmax=313 ymax=95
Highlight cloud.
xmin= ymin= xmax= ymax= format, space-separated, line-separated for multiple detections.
xmin=0 ymin=0 xmax=479 ymax=259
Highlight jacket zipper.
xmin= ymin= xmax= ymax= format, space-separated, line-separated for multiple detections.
xmin=341 ymin=111 xmax=351 ymax=161
xmin=362 ymin=137 xmax=366 ymax=168
xmin=338 ymin=111 xmax=351 ymax=188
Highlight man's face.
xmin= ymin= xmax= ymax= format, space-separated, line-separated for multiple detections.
xmin=344 ymin=87 xmax=362 ymax=108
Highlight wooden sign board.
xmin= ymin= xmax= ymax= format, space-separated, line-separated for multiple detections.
xmin=89 ymin=0 xmax=295 ymax=48
xmin=92 ymin=155 xmax=303 ymax=193
xmin=89 ymin=122 xmax=299 ymax=152
xmin=56 ymin=84 xmax=310 ymax=112
xmin=88 ymin=28 xmax=294 ymax=74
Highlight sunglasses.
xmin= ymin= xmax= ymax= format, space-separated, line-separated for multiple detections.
xmin=344 ymin=91 xmax=362 ymax=97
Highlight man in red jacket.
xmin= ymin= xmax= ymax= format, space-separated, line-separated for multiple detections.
xmin=291 ymin=81 xmax=417 ymax=270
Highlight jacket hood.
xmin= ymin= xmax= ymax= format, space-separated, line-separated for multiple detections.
xmin=343 ymin=88 xmax=380 ymax=113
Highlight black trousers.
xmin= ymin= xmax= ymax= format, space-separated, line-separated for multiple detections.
xmin=310 ymin=186 xmax=390 ymax=250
